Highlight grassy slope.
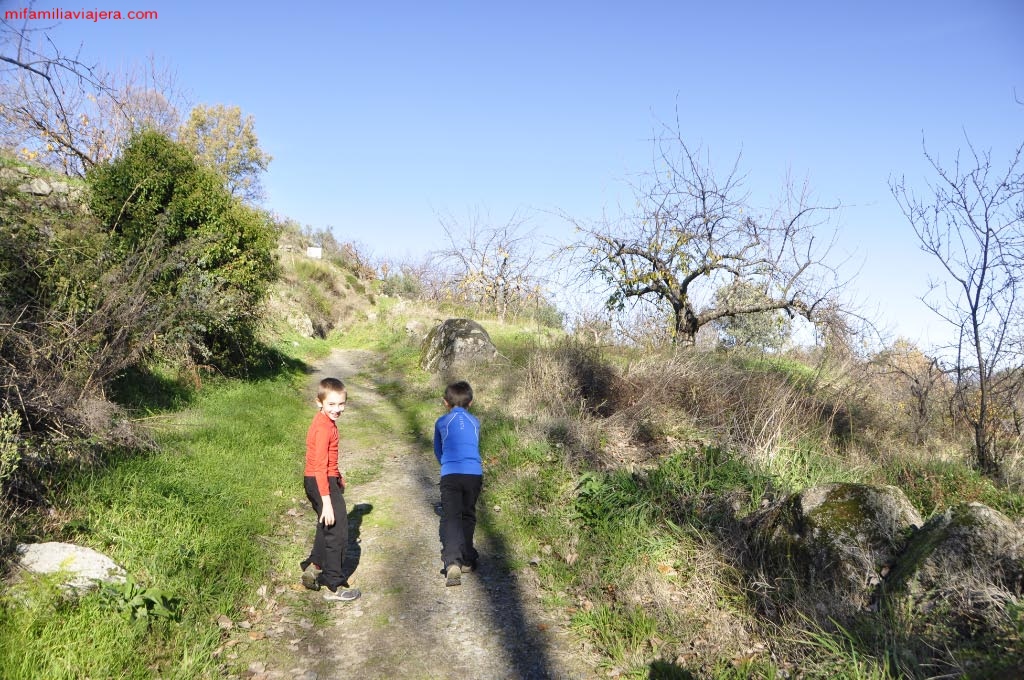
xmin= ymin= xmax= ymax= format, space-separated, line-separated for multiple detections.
xmin=3 ymin=245 xmax=1022 ymax=678
xmin=0 ymin=357 xmax=324 ymax=678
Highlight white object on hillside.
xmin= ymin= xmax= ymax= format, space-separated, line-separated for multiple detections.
xmin=306 ymin=246 xmax=323 ymax=259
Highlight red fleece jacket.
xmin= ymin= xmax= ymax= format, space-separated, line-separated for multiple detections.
xmin=304 ymin=410 xmax=341 ymax=496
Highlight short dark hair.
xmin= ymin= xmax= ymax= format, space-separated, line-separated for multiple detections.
xmin=317 ymin=377 xmax=346 ymax=402
xmin=444 ymin=381 xmax=473 ymax=408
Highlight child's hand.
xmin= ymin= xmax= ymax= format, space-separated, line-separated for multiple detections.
xmin=319 ymin=496 xmax=335 ymax=526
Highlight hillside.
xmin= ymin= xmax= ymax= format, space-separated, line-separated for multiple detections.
xmin=2 ymin=182 xmax=1023 ymax=678
xmin=242 ymin=246 xmax=1024 ymax=678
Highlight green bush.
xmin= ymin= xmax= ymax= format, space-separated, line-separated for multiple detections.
xmin=0 ymin=409 xmax=21 ymax=485
xmin=293 ymin=259 xmax=336 ymax=289
xmin=87 ymin=130 xmax=279 ymax=371
xmin=0 ymin=178 xmax=167 ymax=435
xmin=378 ymin=273 xmax=423 ymax=298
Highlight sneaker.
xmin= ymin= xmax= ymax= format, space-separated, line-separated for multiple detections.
xmin=445 ymin=564 xmax=462 ymax=587
xmin=323 ymin=587 xmax=361 ymax=602
xmin=462 ymin=559 xmax=478 ymax=573
xmin=301 ymin=563 xmax=321 ymax=591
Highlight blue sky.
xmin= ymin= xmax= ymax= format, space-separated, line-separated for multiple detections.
xmin=40 ymin=0 xmax=1024 ymax=349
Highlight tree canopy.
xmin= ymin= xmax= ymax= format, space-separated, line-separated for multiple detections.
xmin=570 ymin=127 xmax=846 ymax=345
xmin=179 ymin=104 xmax=271 ymax=203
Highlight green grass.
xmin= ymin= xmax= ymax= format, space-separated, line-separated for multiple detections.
xmin=881 ymin=456 xmax=1024 ymax=518
xmin=345 ymin=459 xmax=384 ymax=486
xmin=571 ymin=603 xmax=659 ymax=670
xmin=736 ymin=352 xmax=825 ymax=389
xmin=293 ymin=258 xmax=337 ymax=288
xmin=0 ymin=372 xmax=310 ymax=678
xmin=9 ymin=292 xmax=1024 ymax=679
xmin=764 ymin=440 xmax=871 ymax=493
xmin=109 ymin=363 xmax=197 ymax=413
xmin=478 ymin=418 xmax=766 ymax=674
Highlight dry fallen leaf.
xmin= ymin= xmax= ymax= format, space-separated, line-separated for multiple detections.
xmin=731 ymin=653 xmax=757 ymax=666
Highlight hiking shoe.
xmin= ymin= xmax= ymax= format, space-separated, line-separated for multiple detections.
xmin=323 ymin=587 xmax=361 ymax=602
xmin=445 ymin=564 xmax=462 ymax=587
xmin=462 ymin=559 xmax=478 ymax=573
xmin=301 ymin=563 xmax=322 ymax=591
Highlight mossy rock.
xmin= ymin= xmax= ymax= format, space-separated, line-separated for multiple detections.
xmin=879 ymin=503 xmax=1024 ymax=674
xmin=746 ymin=483 xmax=922 ymax=612
xmin=886 ymin=502 xmax=1024 ymax=598
xmin=419 ymin=318 xmax=497 ymax=376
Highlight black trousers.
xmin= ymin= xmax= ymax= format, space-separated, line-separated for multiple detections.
xmin=440 ymin=473 xmax=482 ymax=568
xmin=303 ymin=476 xmax=348 ymax=589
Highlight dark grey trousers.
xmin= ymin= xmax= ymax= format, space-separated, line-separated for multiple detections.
xmin=303 ymin=476 xmax=348 ymax=589
xmin=440 ymin=473 xmax=482 ymax=568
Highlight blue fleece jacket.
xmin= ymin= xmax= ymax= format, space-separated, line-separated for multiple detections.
xmin=433 ymin=407 xmax=483 ymax=477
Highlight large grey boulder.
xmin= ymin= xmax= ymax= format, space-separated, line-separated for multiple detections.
xmin=15 ymin=541 xmax=127 ymax=592
xmin=887 ymin=502 xmax=1024 ymax=598
xmin=745 ymin=483 xmax=922 ymax=613
xmin=419 ymin=318 xmax=497 ymax=375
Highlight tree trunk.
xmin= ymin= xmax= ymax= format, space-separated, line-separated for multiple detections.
xmin=672 ymin=303 xmax=699 ymax=345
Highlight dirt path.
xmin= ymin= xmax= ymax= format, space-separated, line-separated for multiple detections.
xmin=220 ymin=349 xmax=594 ymax=680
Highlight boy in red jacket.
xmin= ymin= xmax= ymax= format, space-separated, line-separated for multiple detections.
xmin=300 ymin=377 xmax=361 ymax=602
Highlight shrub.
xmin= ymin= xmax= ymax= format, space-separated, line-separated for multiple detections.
xmin=1 ymin=177 xmax=169 ymax=438
xmin=378 ymin=272 xmax=423 ymax=298
xmin=87 ymin=130 xmax=279 ymax=371
xmin=0 ymin=410 xmax=21 ymax=486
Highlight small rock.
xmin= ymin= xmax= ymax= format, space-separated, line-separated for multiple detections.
xmin=19 ymin=178 xmax=52 ymax=195
xmin=217 ymin=615 xmax=234 ymax=630
xmin=248 ymin=661 xmax=266 ymax=674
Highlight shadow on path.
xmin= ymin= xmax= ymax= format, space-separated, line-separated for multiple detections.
xmin=341 ymin=502 xmax=372 ymax=585
xmin=379 ymin=376 xmax=577 ymax=679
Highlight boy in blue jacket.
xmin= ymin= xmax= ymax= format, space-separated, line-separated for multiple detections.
xmin=433 ymin=380 xmax=483 ymax=586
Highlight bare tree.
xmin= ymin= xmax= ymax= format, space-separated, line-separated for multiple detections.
xmin=568 ymin=124 xmax=846 ymax=345
xmin=891 ymin=137 xmax=1024 ymax=472
xmin=1 ymin=16 xmax=184 ymax=175
xmin=432 ymin=209 xmax=550 ymax=322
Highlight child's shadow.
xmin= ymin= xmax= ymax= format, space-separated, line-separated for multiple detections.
xmin=341 ymin=502 xmax=373 ymax=584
